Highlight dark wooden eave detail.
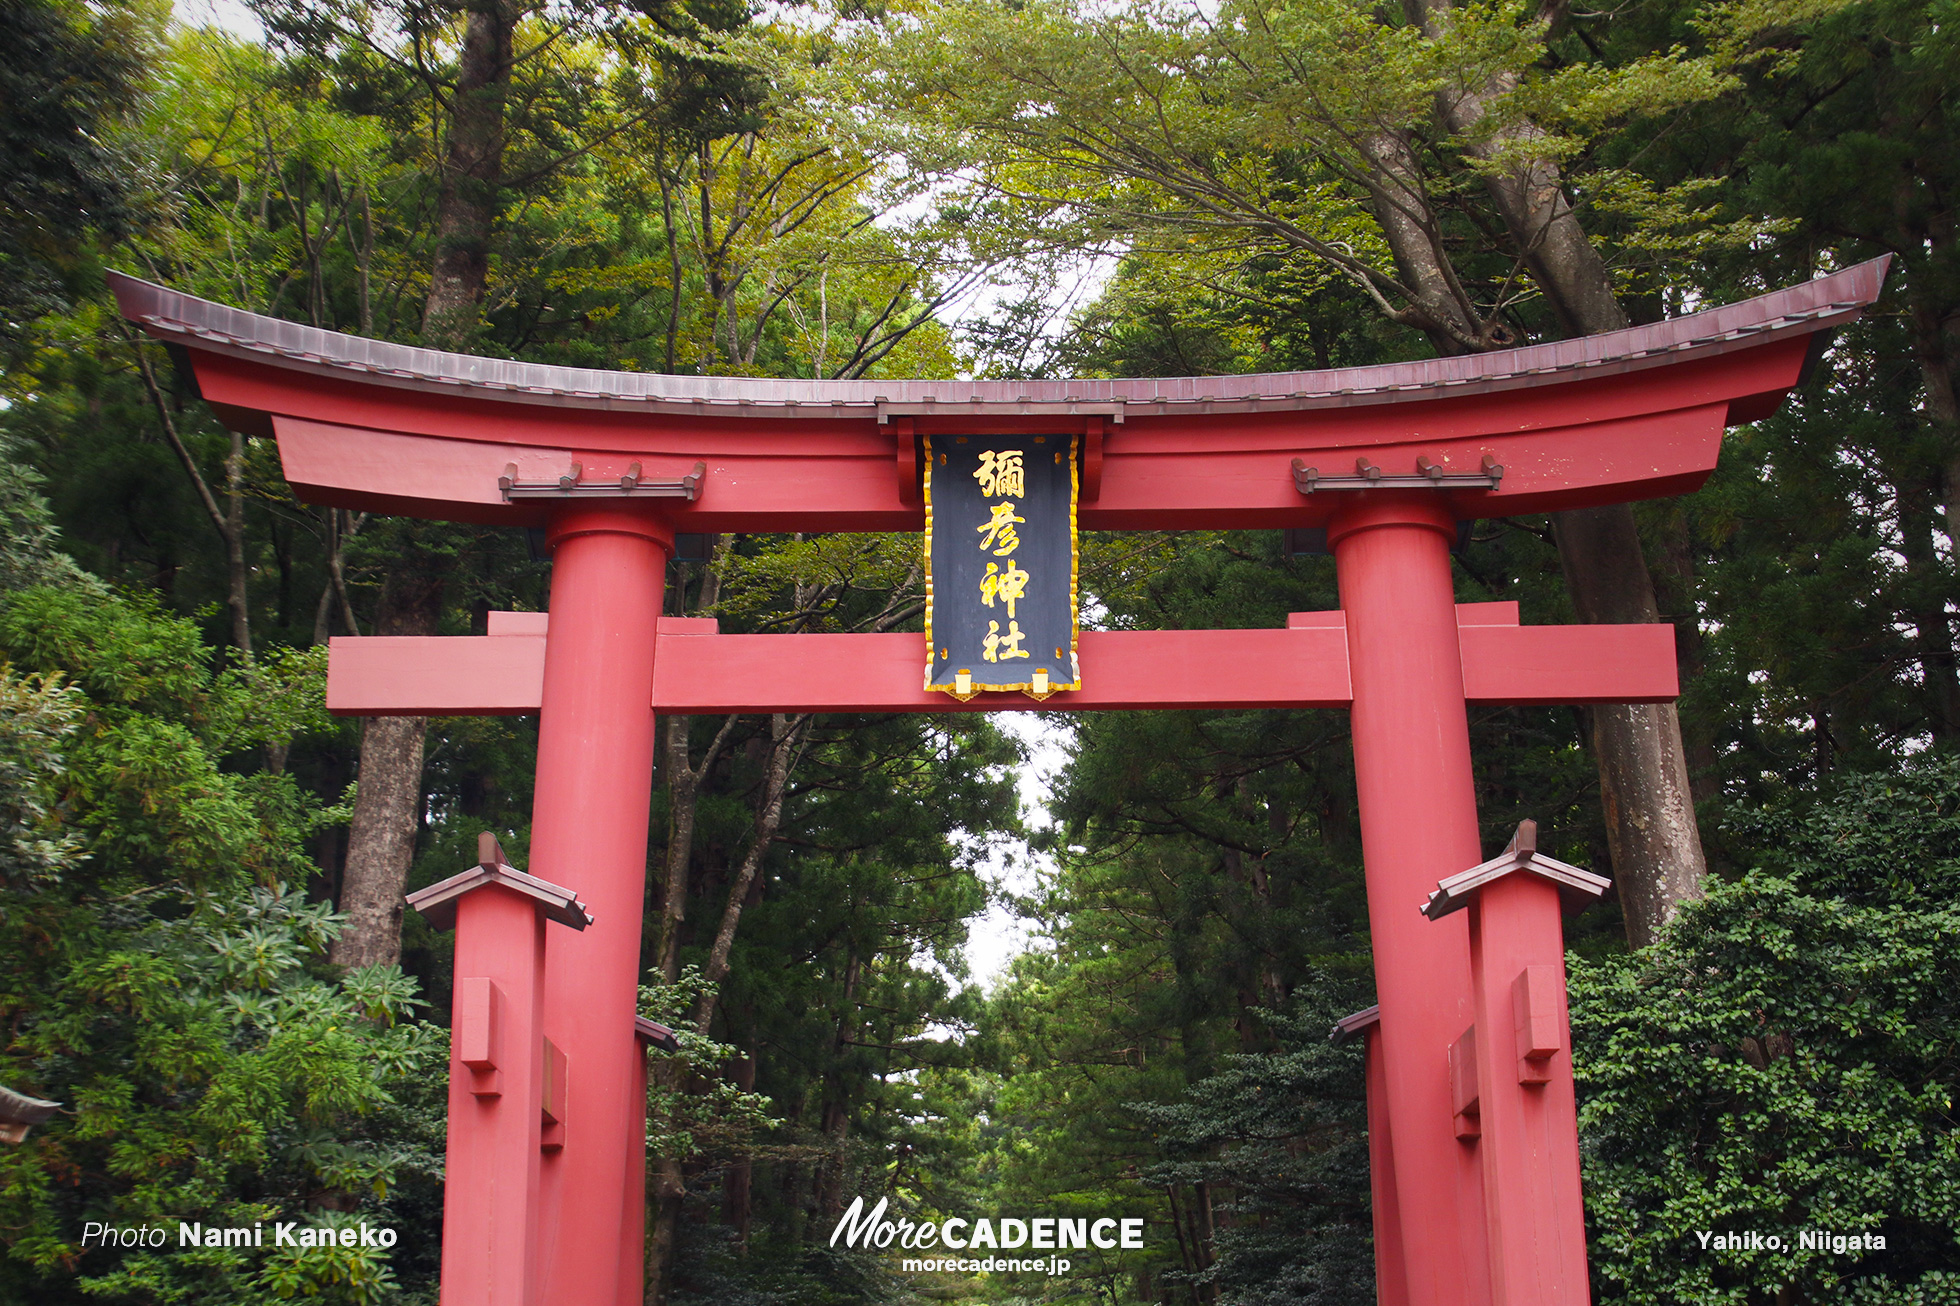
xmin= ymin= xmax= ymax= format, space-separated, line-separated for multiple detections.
xmin=1329 ymin=1004 xmax=1383 ymax=1046
xmin=0 ymin=1085 xmax=59 ymax=1126
xmin=109 ymin=260 xmax=1887 ymax=424
xmin=406 ymin=834 xmax=593 ymax=932
xmin=634 ymin=1017 xmax=680 ymax=1052
xmin=1422 ymin=820 xmax=1612 ymax=920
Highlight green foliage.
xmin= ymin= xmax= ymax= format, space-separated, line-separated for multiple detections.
xmin=0 ymin=434 xmax=93 ymax=595
xmin=6 ymin=7 xmax=1022 ymax=1299
xmin=844 ymin=0 xmax=1774 ymax=342
xmin=0 ymin=666 xmax=86 ymax=890
xmin=1131 ymin=982 xmax=1375 ymax=1306
xmin=0 ymin=583 xmax=444 ymax=1304
xmin=1572 ymin=760 xmax=1960 ymax=1304
xmin=641 ymin=970 xmax=781 ymax=1163
xmin=0 ymin=0 xmax=151 ymax=346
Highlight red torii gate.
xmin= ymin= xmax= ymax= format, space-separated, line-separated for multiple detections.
xmin=112 ymin=259 xmax=1885 ymax=1306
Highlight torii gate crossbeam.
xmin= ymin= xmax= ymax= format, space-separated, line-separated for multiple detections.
xmin=111 ymin=259 xmax=1887 ymax=1306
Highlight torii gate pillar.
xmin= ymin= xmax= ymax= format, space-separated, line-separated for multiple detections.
xmin=1332 ymin=495 xmax=1491 ymax=1306
xmin=525 ymin=506 xmax=671 ymax=1303
xmin=404 ymin=834 xmax=596 ymax=1306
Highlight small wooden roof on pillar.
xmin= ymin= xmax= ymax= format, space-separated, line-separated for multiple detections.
xmin=1422 ymin=820 xmax=1613 ymax=920
xmin=405 ymin=832 xmax=594 ymax=932
xmin=109 ymin=260 xmax=1887 ymax=532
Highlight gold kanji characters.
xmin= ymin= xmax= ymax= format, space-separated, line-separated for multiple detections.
xmin=983 ymin=619 xmax=1030 ymax=662
xmin=973 ymin=449 xmax=1025 ymax=498
xmin=977 ymin=501 xmax=1023 ymax=556
xmin=951 ymin=444 xmax=1046 ymax=678
xmin=981 ymin=560 xmax=1031 ymax=618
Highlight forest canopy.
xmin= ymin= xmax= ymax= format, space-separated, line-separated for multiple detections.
xmin=1 ymin=0 xmax=1957 ymax=1302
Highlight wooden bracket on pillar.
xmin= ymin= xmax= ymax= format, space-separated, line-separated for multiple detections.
xmin=1512 ymin=965 xmax=1563 ymax=1084
xmin=540 ymin=1036 xmax=568 ymax=1152
xmin=1426 ymin=819 xmax=1601 ymax=1305
xmin=411 ymin=831 xmax=578 ymax=1305
xmin=499 ymin=460 xmax=704 ymax=501
xmin=634 ymin=1016 xmax=680 ymax=1052
xmin=0 ymin=1085 xmax=60 ymax=1144
xmin=1294 ymin=453 xmax=1503 ymax=494
xmin=1450 ymin=1027 xmax=1481 ymax=1140
xmin=456 ymin=976 xmax=506 ymax=1097
xmin=1328 ymin=1004 xmax=1381 ymax=1046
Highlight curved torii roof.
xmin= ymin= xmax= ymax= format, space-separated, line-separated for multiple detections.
xmin=109 ymin=259 xmax=1886 ymax=532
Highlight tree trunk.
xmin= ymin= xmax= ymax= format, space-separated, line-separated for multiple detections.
xmin=337 ymin=0 xmax=515 ymax=963
xmin=1432 ymin=89 xmax=1627 ymax=340
xmin=1905 ymin=269 xmax=1960 ymax=740
xmin=1165 ymin=1183 xmax=1200 ymax=1300
xmin=1195 ymin=1182 xmax=1218 ymax=1300
xmin=655 ymin=539 xmax=733 ymax=980
xmin=654 ymin=716 xmax=747 ymax=985
xmin=814 ymin=951 xmax=862 ymax=1225
xmin=647 ymin=548 xmax=733 ymax=1306
xmin=1889 ymin=201 xmax=1960 ymax=548
xmin=721 ymin=1043 xmax=757 ymax=1248
xmin=1555 ymin=507 xmax=1707 ymax=947
xmin=1892 ymin=472 xmax=1960 ymax=742
xmin=329 ymin=570 xmax=445 ymax=969
xmin=1648 ymin=505 xmax=1722 ymax=807
xmin=692 ymin=713 xmax=807 ymax=1033
xmin=423 ymin=0 xmax=517 ymax=344
xmin=647 ymin=1142 xmax=686 ymax=1306
xmin=656 ymin=715 xmax=701 ymax=985
xmin=1412 ymin=7 xmax=1710 ymax=940
xmin=127 ymin=330 xmax=253 ymax=665
xmin=223 ymin=428 xmax=252 ymax=663
xmin=1355 ymin=128 xmax=1487 ymax=355
xmin=311 ymin=508 xmax=364 ymax=645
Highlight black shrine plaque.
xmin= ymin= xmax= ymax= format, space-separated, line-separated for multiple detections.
xmin=924 ymin=434 xmax=1080 ymax=700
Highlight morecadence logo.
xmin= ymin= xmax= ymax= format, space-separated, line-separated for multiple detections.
xmin=829 ymin=1196 xmax=1143 ymax=1276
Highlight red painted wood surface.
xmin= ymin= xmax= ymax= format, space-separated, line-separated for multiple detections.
xmin=326 ymin=615 xmax=1675 ymax=716
xmin=265 ymin=397 xmax=1742 ymax=530
xmin=1330 ymin=496 xmax=1487 ymax=1306
xmin=1461 ymin=873 xmax=1592 ymax=1306
xmin=442 ymin=884 xmax=549 ymax=1306
xmin=1459 ymin=624 xmax=1675 ymax=705
xmin=618 ymin=1044 xmax=650 ymax=1306
xmin=524 ymin=508 xmax=669 ymax=1306
xmin=327 ymin=626 xmax=1350 ymax=713
xmin=1364 ymin=1025 xmax=1413 ymax=1306
xmin=107 ymin=265 xmax=1884 ymax=532
xmin=328 ymin=630 xmax=547 ymax=715
xmin=653 ymin=627 xmax=1353 ymax=713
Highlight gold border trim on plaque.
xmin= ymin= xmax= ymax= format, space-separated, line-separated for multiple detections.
xmin=923 ymin=432 xmax=940 ymax=693
xmin=922 ymin=433 xmax=1082 ymax=701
